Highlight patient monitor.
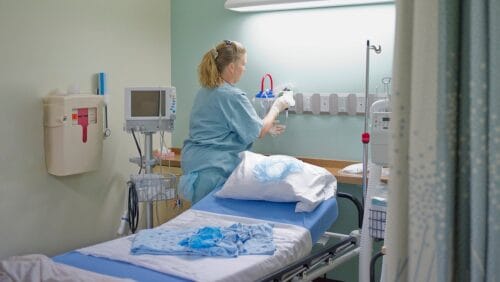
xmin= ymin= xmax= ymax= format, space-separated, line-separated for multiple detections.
xmin=370 ymin=99 xmax=391 ymax=166
xmin=121 ymin=86 xmax=177 ymax=232
xmin=124 ymin=87 xmax=176 ymax=133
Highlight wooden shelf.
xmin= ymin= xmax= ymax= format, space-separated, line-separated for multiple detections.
xmin=152 ymin=149 xmax=388 ymax=225
xmin=156 ymin=148 xmax=387 ymax=186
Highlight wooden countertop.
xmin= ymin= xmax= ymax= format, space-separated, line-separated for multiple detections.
xmin=156 ymin=151 xmax=181 ymax=167
xmin=156 ymin=148 xmax=386 ymax=186
xmin=295 ymin=157 xmax=376 ymax=186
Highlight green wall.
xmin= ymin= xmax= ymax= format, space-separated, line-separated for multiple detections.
xmin=171 ymin=2 xmax=393 ymax=280
xmin=171 ymin=0 xmax=395 ymax=161
xmin=0 ymin=0 xmax=171 ymax=259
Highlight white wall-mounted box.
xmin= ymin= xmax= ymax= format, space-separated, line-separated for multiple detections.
xmin=43 ymin=94 xmax=104 ymax=176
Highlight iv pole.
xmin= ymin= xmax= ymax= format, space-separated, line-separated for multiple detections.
xmin=362 ymin=40 xmax=381 ymax=205
xmin=358 ymin=40 xmax=382 ymax=282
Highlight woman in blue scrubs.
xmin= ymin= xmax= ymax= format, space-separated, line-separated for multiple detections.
xmin=179 ymin=40 xmax=290 ymax=203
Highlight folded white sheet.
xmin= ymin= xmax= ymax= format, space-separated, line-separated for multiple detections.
xmin=341 ymin=163 xmax=390 ymax=177
xmin=78 ymin=210 xmax=312 ymax=282
xmin=341 ymin=163 xmax=364 ymax=174
xmin=0 ymin=254 xmax=132 ymax=282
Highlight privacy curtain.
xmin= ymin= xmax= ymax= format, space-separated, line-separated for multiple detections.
xmin=384 ymin=0 xmax=499 ymax=281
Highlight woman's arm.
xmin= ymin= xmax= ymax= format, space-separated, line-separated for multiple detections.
xmin=259 ymin=111 xmax=278 ymax=138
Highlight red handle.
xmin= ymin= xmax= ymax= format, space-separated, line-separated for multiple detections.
xmin=362 ymin=132 xmax=370 ymax=144
xmin=260 ymin=73 xmax=273 ymax=92
xmin=78 ymin=108 xmax=89 ymax=143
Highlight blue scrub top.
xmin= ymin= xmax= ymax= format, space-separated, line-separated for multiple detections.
xmin=180 ymin=83 xmax=263 ymax=201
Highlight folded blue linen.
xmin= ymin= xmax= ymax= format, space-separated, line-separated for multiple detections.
xmin=131 ymin=223 xmax=275 ymax=257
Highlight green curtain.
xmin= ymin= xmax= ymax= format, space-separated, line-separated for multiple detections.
xmin=384 ymin=0 xmax=499 ymax=281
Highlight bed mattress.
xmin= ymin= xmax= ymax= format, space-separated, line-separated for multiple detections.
xmin=53 ymin=189 xmax=338 ymax=281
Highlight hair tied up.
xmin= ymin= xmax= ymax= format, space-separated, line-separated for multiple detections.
xmin=198 ymin=40 xmax=245 ymax=88
xmin=210 ymin=48 xmax=218 ymax=59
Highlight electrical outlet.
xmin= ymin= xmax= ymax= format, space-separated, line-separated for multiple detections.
xmin=294 ymin=93 xmax=303 ymax=114
xmin=329 ymin=94 xmax=338 ymax=115
xmin=311 ymin=94 xmax=321 ymax=115
xmin=347 ymin=94 xmax=357 ymax=115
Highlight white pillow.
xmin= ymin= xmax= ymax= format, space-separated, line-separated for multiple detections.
xmin=215 ymin=151 xmax=337 ymax=212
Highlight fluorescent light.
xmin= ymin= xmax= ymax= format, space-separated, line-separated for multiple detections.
xmin=225 ymin=0 xmax=394 ymax=12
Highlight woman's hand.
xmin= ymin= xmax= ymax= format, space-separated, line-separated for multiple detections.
xmin=270 ymin=96 xmax=291 ymax=114
xmin=268 ymin=121 xmax=286 ymax=137
xmin=259 ymin=97 xmax=290 ymax=138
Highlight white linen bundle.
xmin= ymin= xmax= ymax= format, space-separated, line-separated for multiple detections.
xmin=215 ymin=151 xmax=337 ymax=212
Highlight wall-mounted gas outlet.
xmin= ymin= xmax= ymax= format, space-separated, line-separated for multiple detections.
xmin=311 ymin=94 xmax=321 ymax=115
xmin=320 ymin=95 xmax=329 ymax=113
xmin=285 ymin=93 xmax=384 ymax=116
xmin=294 ymin=93 xmax=303 ymax=114
xmin=356 ymin=96 xmax=366 ymax=114
xmin=347 ymin=94 xmax=357 ymax=116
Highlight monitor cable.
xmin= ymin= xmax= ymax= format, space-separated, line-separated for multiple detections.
xmin=131 ymin=129 xmax=143 ymax=174
xmin=127 ymin=180 xmax=139 ymax=233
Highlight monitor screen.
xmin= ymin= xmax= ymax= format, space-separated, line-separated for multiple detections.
xmin=130 ymin=90 xmax=166 ymax=117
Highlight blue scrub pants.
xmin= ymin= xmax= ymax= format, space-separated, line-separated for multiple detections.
xmin=179 ymin=168 xmax=228 ymax=204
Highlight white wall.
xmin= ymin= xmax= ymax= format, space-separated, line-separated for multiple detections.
xmin=0 ymin=0 xmax=171 ymax=259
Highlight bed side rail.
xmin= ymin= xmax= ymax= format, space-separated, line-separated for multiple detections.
xmin=336 ymin=191 xmax=363 ymax=229
xmin=260 ymin=236 xmax=357 ymax=282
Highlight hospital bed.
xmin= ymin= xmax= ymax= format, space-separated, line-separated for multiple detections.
xmin=52 ymin=188 xmax=361 ymax=282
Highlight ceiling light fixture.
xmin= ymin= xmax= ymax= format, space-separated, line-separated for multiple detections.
xmin=225 ymin=0 xmax=394 ymax=12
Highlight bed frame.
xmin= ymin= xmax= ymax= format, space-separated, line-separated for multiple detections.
xmin=262 ymin=191 xmax=364 ymax=281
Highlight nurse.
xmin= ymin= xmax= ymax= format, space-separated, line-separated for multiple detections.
xmin=179 ymin=40 xmax=290 ymax=203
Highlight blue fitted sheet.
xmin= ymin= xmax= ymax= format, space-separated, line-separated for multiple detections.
xmin=53 ymin=189 xmax=338 ymax=282
xmin=192 ymin=188 xmax=338 ymax=243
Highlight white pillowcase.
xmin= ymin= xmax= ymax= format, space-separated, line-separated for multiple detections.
xmin=215 ymin=151 xmax=337 ymax=212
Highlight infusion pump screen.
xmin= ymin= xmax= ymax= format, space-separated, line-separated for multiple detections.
xmin=131 ymin=91 xmax=166 ymax=117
